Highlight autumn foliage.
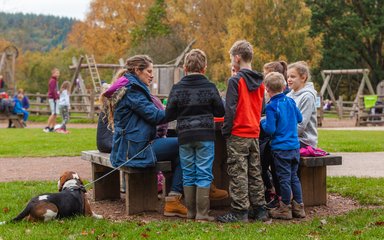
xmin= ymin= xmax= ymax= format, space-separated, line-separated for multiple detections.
xmin=67 ymin=0 xmax=321 ymax=84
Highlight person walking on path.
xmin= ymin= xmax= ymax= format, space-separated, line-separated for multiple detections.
xmin=44 ymin=68 xmax=60 ymax=133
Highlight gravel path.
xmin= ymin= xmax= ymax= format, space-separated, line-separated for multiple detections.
xmin=0 ymin=156 xmax=92 ymax=182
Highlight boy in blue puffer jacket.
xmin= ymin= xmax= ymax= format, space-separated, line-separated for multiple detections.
xmin=261 ymin=72 xmax=305 ymax=220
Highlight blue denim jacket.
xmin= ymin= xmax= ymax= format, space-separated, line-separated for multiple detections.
xmin=110 ymin=74 xmax=165 ymax=168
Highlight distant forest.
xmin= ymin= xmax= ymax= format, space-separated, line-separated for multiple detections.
xmin=0 ymin=12 xmax=76 ymax=51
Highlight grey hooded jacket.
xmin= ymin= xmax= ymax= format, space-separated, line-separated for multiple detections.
xmin=287 ymin=82 xmax=318 ymax=147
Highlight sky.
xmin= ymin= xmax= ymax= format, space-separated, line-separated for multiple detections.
xmin=0 ymin=0 xmax=92 ymax=20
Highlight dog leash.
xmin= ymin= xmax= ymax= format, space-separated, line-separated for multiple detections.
xmin=83 ymin=143 xmax=152 ymax=189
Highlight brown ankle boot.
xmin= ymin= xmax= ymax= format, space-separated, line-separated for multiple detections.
xmin=163 ymin=195 xmax=187 ymax=218
xmin=209 ymin=183 xmax=228 ymax=200
xmin=292 ymin=200 xmax=306 ymax=218
xmin=269 ymin=201 xmax=292 ymax=220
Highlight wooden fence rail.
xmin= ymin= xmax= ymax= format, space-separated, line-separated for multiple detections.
xmin=26 ymin=92 xmax=99 ymax=121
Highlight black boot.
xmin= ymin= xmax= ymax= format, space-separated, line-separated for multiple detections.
xmin=250 ymin=205 xmax=269 ymax=221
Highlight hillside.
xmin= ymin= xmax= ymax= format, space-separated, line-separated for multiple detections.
xmin=0 ymin=12 xmax=76 ymax=51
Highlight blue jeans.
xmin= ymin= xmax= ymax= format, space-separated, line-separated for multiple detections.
xmin=151 ymin=137 xmax=183 ymax=193
xmin=179 ymin=141 xmax=214 ymax=188
xmin=272 ymin=149 xmax=303 ymax=205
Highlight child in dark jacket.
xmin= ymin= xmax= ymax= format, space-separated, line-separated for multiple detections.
xmin=165 ymin=49 xmax=225 ymax=221
xmin=261 ymin=72 xmax=305 ymax=219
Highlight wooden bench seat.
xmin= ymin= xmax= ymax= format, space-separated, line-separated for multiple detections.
xmin=0 ymin=113 xmax=24 ymax=128
xmin=83 ymin=150 xmax=342 ymax=215
xmin=300 ymin=155 xmax=342 ymax=206
xmin=81 ymin=150 xmax=172 ymax=215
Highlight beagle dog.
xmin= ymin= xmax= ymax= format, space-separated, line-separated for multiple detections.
xmin=9 ymin=171 xmax=102 ymax=223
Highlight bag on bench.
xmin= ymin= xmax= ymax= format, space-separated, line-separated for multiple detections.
xmin=97 ymin=112 xmax=113 ymax=153
xmin=0 ymin=98 xmax=15 ymax=115
xmin=300 ymin=145 xmax=328 ymax=157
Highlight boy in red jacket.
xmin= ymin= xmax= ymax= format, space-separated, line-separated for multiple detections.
xmin=217 ymin=40 xmax=268 ymax=223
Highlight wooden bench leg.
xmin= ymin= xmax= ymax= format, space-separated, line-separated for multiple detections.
xmin=92 ymin=163 xmax=120 ymax=201
xmin=163 ymin=172 xmax=173 ymax=197
xmin=13 ymin=119 xmax=23 ymax=128
xmin=124 ymin=171 xmax=158 ymax=215
xmin=300 ymin=166 xmax=327 ymax=206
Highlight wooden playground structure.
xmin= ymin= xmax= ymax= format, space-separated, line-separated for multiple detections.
xmin=26 ymin=42 xmax=195 ymax=120
xmin=319 ymin=69 xmax=384 ymax=126
xmin=0 ymin=45 xmax=18 ymax=94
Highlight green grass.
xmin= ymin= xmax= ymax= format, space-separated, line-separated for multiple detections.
xmin=0 ymin=128 xmax=96 ymax=157
xmin=318 ymin=130 xmax=384 ymax=152
xmin=0 ymin=129 xmax=382 ymax=158
xmin=328 ymin=177 xmax=384 ymax=205
xmin=1 ymin=179 xmax=384 ymax=239
xmin=323 ymin=112 xmax=339 ymax=118
xmin=28 ymin=114 xmax=96 ymax=124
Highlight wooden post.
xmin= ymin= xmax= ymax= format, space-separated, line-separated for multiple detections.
xmin=337 ymin=96 xmax=343 ymax=119
xmin=89 ymin=90 xmax=95 ymax=120
xmin=320 ymin=73 xmax=330 ymax=97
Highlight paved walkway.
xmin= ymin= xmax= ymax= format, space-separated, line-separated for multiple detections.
xmin=327 ymin=152 xmax=384 ymax=177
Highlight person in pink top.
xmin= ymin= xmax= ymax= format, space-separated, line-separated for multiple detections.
xmin=44 ymin=68 xmax=60 ymax=133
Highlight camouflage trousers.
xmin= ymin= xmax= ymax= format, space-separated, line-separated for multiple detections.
xmin=226 ymin=135 xmax=266 ymax=211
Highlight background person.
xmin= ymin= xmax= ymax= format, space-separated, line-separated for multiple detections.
xmin=44 ymin=68 xmax=60 ymax=133
xmin=57 ymin=81 xmax=71 ymax=133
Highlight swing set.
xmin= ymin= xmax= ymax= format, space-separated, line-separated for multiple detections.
xmin=320 ymin=69 xmax=375 ymax=118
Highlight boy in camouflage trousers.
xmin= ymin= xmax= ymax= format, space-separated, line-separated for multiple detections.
xmin=217 ymin=40 xmax=268 ymax=223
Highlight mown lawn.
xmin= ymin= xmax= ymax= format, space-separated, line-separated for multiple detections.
xmin=318 ymin=130 xmax=384 ymax=152
xmin=1 ymin=178 xmax=384 ymax=239
xmin=0 ymin=128 xmax=383 ymax=158
xmin=0 ymin=128 xmax=96 ymax=157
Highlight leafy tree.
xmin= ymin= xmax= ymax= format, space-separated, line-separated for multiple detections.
xmin=225 ymin=0 xmax=322 ymax=73
xmin=167 ymin=0 xmax=232 ymax=81
xmin=0 ymin=38 xmax=13 ymax=52
xmin=16 ymin=47 xmax=85 ymax=93
xmin=131 ymin=0 xmax=171 ymax=45
xmin=129 ymin=0 xmax=186 ymax=63
xmin=168 ymin=0 xmax=321 ymax=84
xmin=307 ymin=0 xmax=384 ymax=87
xmin=67 ymin=0 xmax=153 ymax=63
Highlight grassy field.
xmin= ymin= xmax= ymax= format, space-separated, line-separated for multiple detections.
xmin=28 ymin=114 xmax=96 ymax=124
xmin=318 ymin=130 xmax=384 ymax=152
xmin=1 ymin=179 xmax=384 ymax=239
xmin=0 ymin=128 xmax=96 ymax=157
xmin=0 ymin=128 xmax=383 ymax=158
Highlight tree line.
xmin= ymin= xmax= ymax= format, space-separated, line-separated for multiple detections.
xmin=0 ymin=0 xmax=383 ymax=97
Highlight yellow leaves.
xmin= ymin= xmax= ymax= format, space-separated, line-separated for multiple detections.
xmin=0 ymin=39 xmax=13 ymax=51
xmin=66 ymin=0 xmax=322 ymax=82
xmin=67 ymin=0 xmax=154 ymax=62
